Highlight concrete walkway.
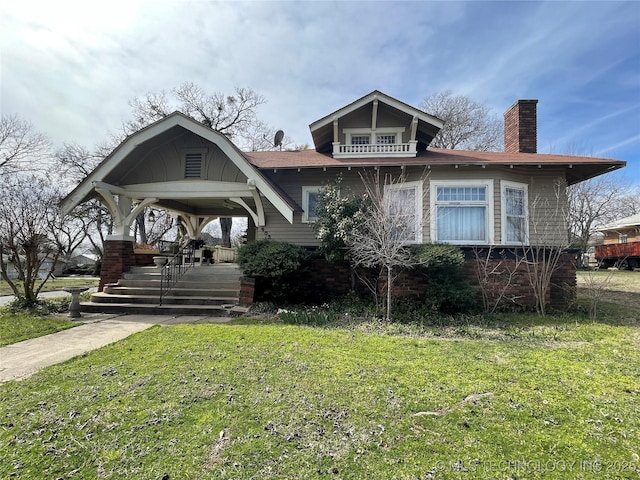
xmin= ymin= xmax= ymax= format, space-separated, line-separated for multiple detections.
xmin=0 ymin=313 xmax=231 ymax=383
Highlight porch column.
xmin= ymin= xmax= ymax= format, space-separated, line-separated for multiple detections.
xmin=99 ymin=239 xmax=136 ymax=291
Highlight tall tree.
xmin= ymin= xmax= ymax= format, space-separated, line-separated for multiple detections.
xmin=0 ymin=174 xmax=65 ymax=305
xmin=420 ymin=91 xmax=502 ymax=151
xmin=124 ymin=83 xmax=269 ymax=149
xmin=0 ymin=114 xmax=50 ymax=176
xmin=567 ymin=174 xmax=636 ymax=250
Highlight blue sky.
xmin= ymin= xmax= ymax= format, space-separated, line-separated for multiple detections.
xmin=1 ymin=0 xmax=639 ymax=184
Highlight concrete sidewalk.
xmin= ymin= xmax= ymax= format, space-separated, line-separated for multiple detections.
xmin=0 ymin=313 xmax=231 ymax=383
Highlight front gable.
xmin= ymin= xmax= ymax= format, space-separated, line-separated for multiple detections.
xmin=309 ymin=90 xmax=444 ymax=158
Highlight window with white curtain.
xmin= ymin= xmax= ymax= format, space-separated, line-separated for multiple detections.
xmin=431 ymin=180 xmax=493 ymax=244
xmin=302 ymin=186 xmax=322 ymax=223
xmin=502 ymin=181 xmax=528 ymax=244
xmin=386 ymin=181 xmax=423 ymax=243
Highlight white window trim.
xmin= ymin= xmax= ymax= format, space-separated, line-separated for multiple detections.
xmin=384 ymin=180 xmax=423 ymax=244
xmin=343 ymin=127 xmax=405 ymax=145
xmin=501 ymin=180 xmax=529 ymax=245
xmin=302 ymin=186 xmax=322 ymax=223
xmin=430 ymin=179 xmax=494 ymax=245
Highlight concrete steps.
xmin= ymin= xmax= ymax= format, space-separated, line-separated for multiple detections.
xmin=81 ymin=263 xmax=246 ymax=316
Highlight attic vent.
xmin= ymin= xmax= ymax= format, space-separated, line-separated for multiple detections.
xmin=184 ymin=152 xmax=203 ymax=179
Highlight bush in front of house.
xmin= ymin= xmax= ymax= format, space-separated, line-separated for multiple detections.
xmin=237 ymin=240 xmax=310 ymax=301
xmin=412 ymin=243 xmax=478 ymax=314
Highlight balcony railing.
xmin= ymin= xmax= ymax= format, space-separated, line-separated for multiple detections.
xmin=332 ymin=141 xmax=417 ymax=158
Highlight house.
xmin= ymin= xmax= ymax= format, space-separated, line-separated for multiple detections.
xmin=594 ymin=214 xmax=640 ymax=269
xmin=60 ymin=90 xmax=626 ymax=307
xmin=1 ymin=254 xmax=66 ymax=280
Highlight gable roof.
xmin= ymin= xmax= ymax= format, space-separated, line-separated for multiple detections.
xmin=60 ymin=112 xmax=296 ymax=222
xmin=598 ymin=214 xmax=640 ymax=232
xmin=309 ymin=90 xmax=444 ymax=153
xmin=244 ymin=148 xmax=625 ymax=185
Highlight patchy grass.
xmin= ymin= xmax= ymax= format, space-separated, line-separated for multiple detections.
xmin=577 ymin=269 xmax=640 ymax=309
xmin=0 ymin=311 xmax=76 ymax=347
xmin=0 ymin=277 xmax=98 ymax=296
xmin=1 ymin=317 xmax=639 ymax=479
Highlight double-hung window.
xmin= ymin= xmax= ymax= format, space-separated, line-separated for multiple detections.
xmin=501 ymin=181 xmax=528 ymax=244
xmin=302 ymin=186 xmax=322 ymax=223
xmin=431 ymin=180 xmax=493 ymax=244
xmin=385 ymin=181 xmax=423 ymax=243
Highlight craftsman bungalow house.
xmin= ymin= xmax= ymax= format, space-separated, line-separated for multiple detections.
xmin=60 ymin=91 xmax=625 ymax=310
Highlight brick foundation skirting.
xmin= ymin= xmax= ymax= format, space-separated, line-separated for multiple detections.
xmin=249 ymin=248 xmax=577 ymax=310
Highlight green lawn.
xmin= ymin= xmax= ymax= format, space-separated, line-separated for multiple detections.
xmin=0 ymin=277 xmax=98 ymax=296
xmin=1 ymin=309 xmax=638 ymax=479
xmin=0 ymin=312 xmax=76 ymax=347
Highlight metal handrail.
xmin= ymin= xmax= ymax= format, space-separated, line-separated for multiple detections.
xmin=159 ymin=241 xmax=196 ymax=305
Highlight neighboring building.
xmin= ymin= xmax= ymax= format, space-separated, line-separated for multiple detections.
xmin=595 ymin=214 xmax=640 ymax=269
xmin=60 ymin=91 xmax=626 ymax=305
xmin=1 ymin=254 xmax=65 ymax=280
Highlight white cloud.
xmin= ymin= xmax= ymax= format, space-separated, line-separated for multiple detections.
xmin=0 ymin=0 xmax=638 ymax=181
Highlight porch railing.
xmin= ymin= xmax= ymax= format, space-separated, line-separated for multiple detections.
xmin=333 ymin=142 xmax=417 ymax=157
xmin=159 ymin=241 xmax=196 ymax=305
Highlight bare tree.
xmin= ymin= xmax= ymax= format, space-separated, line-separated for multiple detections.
xmin=472 ymin=246 xmax=527 ymax=313
xmin=0 ymin=114 xmax=50 ymax=176
xmin=567 ymin=174 xmax=632 ymax=251
xmin=580 ymin=268 xmax=616 ymax=320
xmin=347 ymin=171 xmax=424 ymax=321
xmin=0 ymin=175 xmax=65 ymax=305
xmin=521 ymin=178 xmax=570 ymax=316
xmin=55 ymin=142 xmax=103 ymax=185
xmin=124 ymin=83 xmax=269 ymax=148
xmin=420 ymin=91 xmax=502 ymax=151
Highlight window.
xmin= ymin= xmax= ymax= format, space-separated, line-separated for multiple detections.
xmin=302 ymin=186 xmax=322 ymax=223
xmin=351 ymin=135 xmax=370 ymax=145
xmin=620 ymin=234 xmax=628 ymax=244
xmin=386 ymin=181 xmax=423 ymax=243
xmin=184 ymin=151 xmax=204 ymax=179
xmin=502 ymin=181 xmax=528 ymax=244
xmin=344 ymin=127 xmax=405 ymax=145
xmin=376 ymin=134 xmax=396 ymax=144
xmin=431 ymin=180 xmax=493 ymax=244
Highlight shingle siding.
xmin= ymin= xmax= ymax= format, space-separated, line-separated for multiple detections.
xmin=257 ymin=165 xmax=568 ymax=248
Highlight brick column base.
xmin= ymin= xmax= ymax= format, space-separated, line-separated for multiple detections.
xmin=99 ymin=240 xmax=136 ymax=291
xmin=239 ymin=277 xmax=256 ymax=307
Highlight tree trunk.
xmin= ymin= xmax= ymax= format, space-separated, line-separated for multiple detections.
xmin=386 ymin=265 xmax=392 ymax=322
xmin=136 ymin=212 xmax=148 ymax=245
xmin=220 ymin=217 xmax=233 ymax=247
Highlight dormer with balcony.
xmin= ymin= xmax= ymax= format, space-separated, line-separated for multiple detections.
xmin=309 ymin=90 xmax=444 ymax=159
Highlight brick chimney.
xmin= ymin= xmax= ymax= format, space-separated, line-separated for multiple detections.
xmin=504 ymin=99 xmax=538 ymax=153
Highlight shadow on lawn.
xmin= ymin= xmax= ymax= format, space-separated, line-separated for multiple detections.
xmin=229 ymin=297 xmax=639 ymax=338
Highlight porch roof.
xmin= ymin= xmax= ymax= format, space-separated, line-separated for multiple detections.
xmin=60 ymin=112 xmax=297 ymax=223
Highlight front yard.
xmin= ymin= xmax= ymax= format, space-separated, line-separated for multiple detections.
xmin=0 ymin=277 xmax=99 ymax=296
xmin=0 ymin=270 xmax=638 ymax=478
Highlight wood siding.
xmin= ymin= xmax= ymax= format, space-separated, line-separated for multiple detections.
xmin=602 ymin=226 xmax=640 ymax=245
xmin=258 ymin=165 xmax=569 ymax=248
xmin=114 ymin=130 xmax=246 ymax=185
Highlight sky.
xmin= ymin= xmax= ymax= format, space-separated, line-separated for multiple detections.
xmin=1 ymin=0 xmax=639 ymax=184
